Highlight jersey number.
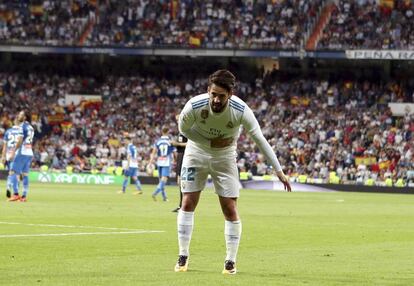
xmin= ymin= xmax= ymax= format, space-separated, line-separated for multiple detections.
xmin=7 ymin=134 xmax=18 ymax=147
xmin=181 ymin=167 xmax=195 ymax=181
xmin=24 ymin=129 xmax=34 ymax=144
xmin=159 ymin=144 xmax=169 ymax=156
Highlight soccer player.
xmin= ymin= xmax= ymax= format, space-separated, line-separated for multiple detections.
xmin=1 ymin=120 xmax=23 ymax=198
xmin=148 ymin=126 xmax=176 ymax=202
xmin=119 ymin=135 xmax=143 ymax=195
xmin=171 ymin=114 xmax=188 ymax=212
xmin=175 ymin=70 xmax=291 ymax=274
xmin=9 ymin=111 xmax=35 ymax=202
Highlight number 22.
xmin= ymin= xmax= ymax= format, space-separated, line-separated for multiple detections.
xmin=181 ymin=167 xmax=195 ymax=181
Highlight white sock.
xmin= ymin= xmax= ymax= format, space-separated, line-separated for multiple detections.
xmin=225 ymin=220 xmax=242 ymax=262
xmin=177 ymin=210 xmax=194 ymax=256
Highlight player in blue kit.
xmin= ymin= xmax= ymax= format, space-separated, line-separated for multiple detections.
xmin=9 ymin=111 xmax=35 ymax=202
xmin=1 ymin=120 xmax=23 ymax=198
xmin=148 ymin=126 xmax=176 ymax=202
xmin=119 ymin=135 xmax=143 ymax=195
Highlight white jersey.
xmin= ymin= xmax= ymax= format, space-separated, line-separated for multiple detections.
xmin=179 ymin=93 xmax=282 ymax=171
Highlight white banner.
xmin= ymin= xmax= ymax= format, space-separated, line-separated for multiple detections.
xmin=346 ymin=50 xmax=414 ymax=60
xmin=388 ymin=103 xmax=414 ymax=116
xmin=64 ymin=94 xmax=102 ymax=106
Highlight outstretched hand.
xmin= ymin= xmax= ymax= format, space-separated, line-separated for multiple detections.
xmin=275 ymin=171 xmax=292 ymax=192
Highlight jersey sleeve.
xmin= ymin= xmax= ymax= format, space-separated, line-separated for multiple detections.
xmin=241 ymin=105 xmax=282 ymax=172
xmin=178 ymin=100 xmax=210 ymax=146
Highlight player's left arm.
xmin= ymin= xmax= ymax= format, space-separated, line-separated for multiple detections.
xmin=241 ymin=106 xmax=291 ymax=192
xmin=172 ymin=147 xmax=178 ymax=162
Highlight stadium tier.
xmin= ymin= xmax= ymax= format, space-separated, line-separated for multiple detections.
xmin=318 ymin=0 xmax=414 ymax=50
xmin=0 ymin=0 xmax=324 ymax=49
xmin=1 ymin=1 xmax=413 ymax=51
xmin=0 ymin=0 xmax=96 ymax=46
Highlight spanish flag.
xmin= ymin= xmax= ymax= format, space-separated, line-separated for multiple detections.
xmin=379 ymin=0 xmax=394 ymax=8
xmin=29 ymin=5 xmax=44 ymax=16
xmin=170 ymin=0 xmax=179 ymax=19
xmin=189 ymin=35 xmax=201 ymax=47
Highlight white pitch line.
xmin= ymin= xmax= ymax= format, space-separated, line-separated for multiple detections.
xmin=0 ymin=230 xmax=164 ymax=238
xmin=0 ymin=221 xmax=148 ymax=231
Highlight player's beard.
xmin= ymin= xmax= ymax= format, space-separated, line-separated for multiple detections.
xmin=211 ymin=101 xmax=226 ymax=113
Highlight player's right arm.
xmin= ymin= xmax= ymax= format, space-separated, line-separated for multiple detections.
xmin=146 ymin=146 xmax=157 ymax=175
xmin=178 ymin=101 xmax=210 ymax=146
xmin=171 ymin=140 xmax=187 ymax=148
xmin=148 ymin=146 xmax=157 ymax=166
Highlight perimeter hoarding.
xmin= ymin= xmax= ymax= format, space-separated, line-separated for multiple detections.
xmin=29 ymin=171 xmax=124 ymax=185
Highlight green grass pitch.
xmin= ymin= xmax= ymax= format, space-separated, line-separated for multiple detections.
xmin=0 ymin=182 xmax=413 ymax=286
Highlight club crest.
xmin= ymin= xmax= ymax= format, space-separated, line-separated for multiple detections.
xmin=226 ymin=121 xmax=234 ymax=128
xmin=201 ymin=109 xmax=209 ymax=119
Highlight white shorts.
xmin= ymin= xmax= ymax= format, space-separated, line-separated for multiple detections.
xmin=180 ymin=147 xmax=240 ymax=198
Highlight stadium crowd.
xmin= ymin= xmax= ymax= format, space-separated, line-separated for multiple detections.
xmin=0 ymin=71 xmax=413 ymax=186
xmin=318 ymin=0 xmax=414 ymax=50
xmin=0 ymin=0 xmax=322 ymax=49
xmin=2 ymin=0 xmax=414 ymax=51
xmin=0 ymin=0 xmax=96 ymax=46
xmin=87 ymin=0 xmax=322 ymax=49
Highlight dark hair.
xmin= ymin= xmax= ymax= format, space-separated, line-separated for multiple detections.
xmin=208 ymin=69 xmax=236 ymax=92
xmin=21 ymin=110 xmax=31 ymax=122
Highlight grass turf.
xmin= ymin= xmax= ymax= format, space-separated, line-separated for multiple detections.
xmin=0 ymin=182 xmax=413 ymax=286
